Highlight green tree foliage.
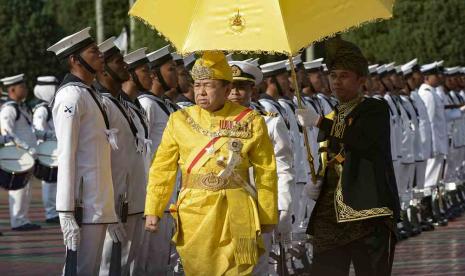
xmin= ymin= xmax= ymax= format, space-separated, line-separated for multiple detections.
xmin=344 ymin=0 xmax=465 ymax=66
xmin=0 ymin=0 xmax=64 ymax=91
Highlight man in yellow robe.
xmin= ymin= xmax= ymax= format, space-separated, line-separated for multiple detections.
xmin=144 ymin=51 xmax=278 ymax=275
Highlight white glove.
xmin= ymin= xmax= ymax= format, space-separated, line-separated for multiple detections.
xmin=28 ymin=147 xmax=37 ymax=159
xmin=296 ymin=108 xmax=321 ymax=127
xmin=277 ymin=210 xmax=292 ymax=235
xmin=304 ymin=178 xmax=323 ymax=200
xmin=108 ymin=222 xmax=127 ymax=242
xmin=59 ymin=212 xmax=80 ymax=251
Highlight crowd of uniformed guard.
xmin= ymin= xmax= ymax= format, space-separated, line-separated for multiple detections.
xmin=1 ymin=26 xmax=465 ymax=275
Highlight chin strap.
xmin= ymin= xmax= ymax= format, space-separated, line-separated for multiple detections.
xmin=76 ymin=55 xmax=96 ymax=74
xmin=104 ymin=63 xmax=123 ymax=83
xmin=129 ymin=70 xmax=144 ymax=91
xmin=154 ymin=66 xmax=171 ymax=92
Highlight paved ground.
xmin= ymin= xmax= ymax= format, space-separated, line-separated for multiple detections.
xmin=1 ymin=181 xmax=465 ymax=275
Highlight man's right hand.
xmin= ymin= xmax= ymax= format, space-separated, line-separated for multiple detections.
xmin=58 ymin=212 xmax=80 ymax=251
xmin=145 ymin=215 xmax=160 ymax=233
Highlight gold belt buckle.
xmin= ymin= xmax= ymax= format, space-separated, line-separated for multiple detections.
xmin=200 ymin=173 xmax=228 ymax=191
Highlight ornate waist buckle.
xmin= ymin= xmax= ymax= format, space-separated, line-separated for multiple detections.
xmin=184 ymin=173 xmax=241 ymax=191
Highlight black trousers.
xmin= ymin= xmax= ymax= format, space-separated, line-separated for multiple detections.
xmin=310 ymin=225 xmax=396 ymax=276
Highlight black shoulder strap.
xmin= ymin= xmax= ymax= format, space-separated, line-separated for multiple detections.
xmin=126 ymin=100 xmax=149 ymax=139
xmin=85 ymin=88 xmax=109 ymax=129
xmin=104 ymin=95 xmax=139 ymax=140
xmin=4 ymin=102 xmax=20 ymax=121
xmin=34 ymin=102 xmax=52 ymax=122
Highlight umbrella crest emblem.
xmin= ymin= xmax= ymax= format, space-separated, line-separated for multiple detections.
xmin=229 ymin=10 xmax=245 ymax=33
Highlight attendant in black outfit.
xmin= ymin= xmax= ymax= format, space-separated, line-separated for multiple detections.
xmin=296 ymin=37 xmax=400 ymax=276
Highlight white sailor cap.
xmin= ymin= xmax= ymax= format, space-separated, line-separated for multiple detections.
xmin=171 ymin=52 xmax=183 ymax=64
xmin=229 ymin=61 xmax=263 ymax=85
xmin=47 ymin=27 xmax=94 ymax=59
xmin=1 ymin=74 xmax=25 ymax=87
xmin=395 ymin=66 xmax=403 ymax=75
xmin=420 ymin=62 xmax=439 ymax=75
xmin=368 ymin=64 xmax=379 ymax=75
xmin=261 ymin=60 xmax=288 ymax=77
xmin=183 ymin=54 xmax=196 ymax=69
xmin=98 ymin=36 xmax=121 ymax=60
xmin=461 ymin=67 xmax=465 ymax=74
xmin=444 ymin=67 xmax=460 ymax=76
xmin=34 ymin=76 xmax=59 ymax=103
xmin=377 ymin=64 xmax=387 ymax=75
xmin=124 ymin=48 xmax=149 ymax=70
xmin=402 ymin=67 xmax=413 ymax=76
xmin=286 ymin=54 xmax=302 ymax=71
xmin=436 ymin=60 xmax=444 ymax=68
xmin=147 ymin=45 xmax=173 ymax=68
xmin=385 ymin=62 xmax=396 ymax=73
xmin=303 ymin=58 xmax=324 ymax=72
xmin=403 ymin=58 xmax=418 ymax=70
xmin=250 ymin=58 xmax=260 ymax=67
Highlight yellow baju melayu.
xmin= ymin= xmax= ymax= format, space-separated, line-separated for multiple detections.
xmin=145 ymin=100 xmax=278 ymax=276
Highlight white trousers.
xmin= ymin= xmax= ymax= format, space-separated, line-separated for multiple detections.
xmin=292 ymin=183 xmax=308 ymax=231
xmin=64 ymin=224 xmax=107 ymax=276
xmin=99 ymin=214 xmax=144 ymax=276
xmin=8 ymin=182 xmax=31 ymax=228
xmin=42 ymin=181 xmax=57 ymax=219
xmin=445 ymin=147 xmax=460 ymax=182
xmin=414 ymin=161 xmax=427 ymax=190
xmin=425 ymin=155 xmax=445 ymax=188
xmin=398 ymin=163 xmax=415 ymax=209
xmin=134 ymin=215 xmax=176 ymax=274
xmin=392 ymin=160 xmax=401 ymax=188
xmin=253 ymin=232 xmax=273 ymax=276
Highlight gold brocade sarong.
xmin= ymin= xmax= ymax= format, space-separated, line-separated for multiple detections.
xmin=170 ymin=187 xmax=263 ymax=275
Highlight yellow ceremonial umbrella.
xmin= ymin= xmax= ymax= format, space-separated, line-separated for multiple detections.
xmin=129 ymin=0 xmax=394 ymax=55
xmin=129 ymin=0 xmax=395 ymax=181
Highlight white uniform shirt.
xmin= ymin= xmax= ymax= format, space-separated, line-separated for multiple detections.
xmin=383 ymin=94 xmax=402 ymax=161
xmin=316 ymin=93 xmax=334 ymax=115
xmin=138 ymin=93 xmax=173 ymax=161
xmin=99 ymin=90 xmax=146 ymax=215
xmin=263 ymin=114 xmax=294 ymax=212
xmin=33 ymin=103 xmax=55 ymax=134
xmin=400 ymin=95 xmax=419 ymax=163
xmin=418 ymin=84 xmax=449 ymax=156
xmin=276 ymin=98 xmax=303 ymax=182
xmin=0 ymin=101 xmax=37 ymax=148
xmin=52 ymin=74 xmax=117 ymax=223
xmin=410 ymin=90 xmax=433 ymax=160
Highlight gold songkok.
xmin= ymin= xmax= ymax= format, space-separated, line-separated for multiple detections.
xmin=190 ymin=51 xmax=233 ymax=82
xmin=325 ymin=37 xmax=369 ymax=77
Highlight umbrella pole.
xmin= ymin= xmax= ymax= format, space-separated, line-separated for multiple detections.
xmin=288 ymin=56 xmax=318 ymax=184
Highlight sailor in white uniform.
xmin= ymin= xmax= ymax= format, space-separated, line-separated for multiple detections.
xmin=33 ymin=76 xmax=60 ymax=223
xmin=48 ymin=27 xmax=121 ymax=275
xmin=227 ymin=60 xmax=294 ymax=275
xmin=122 ymin=47 xmax=153 ymax=170
xmin=418 ymin=62 xmax=463 ymax=225
xmin=305 ymin=58 xmax=335 ymax=115
xmin=94 ymin=37 xmax=147 ymax=275
xmin=172 ymin=53 xmax=196 ymax=109
xmin=402 ymin=60 xmax=435 ymax=230
xmin=135 ymin=45 xmax=180 ymax=275
xmin=0 ymin=74 xmax=41 ymax=231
